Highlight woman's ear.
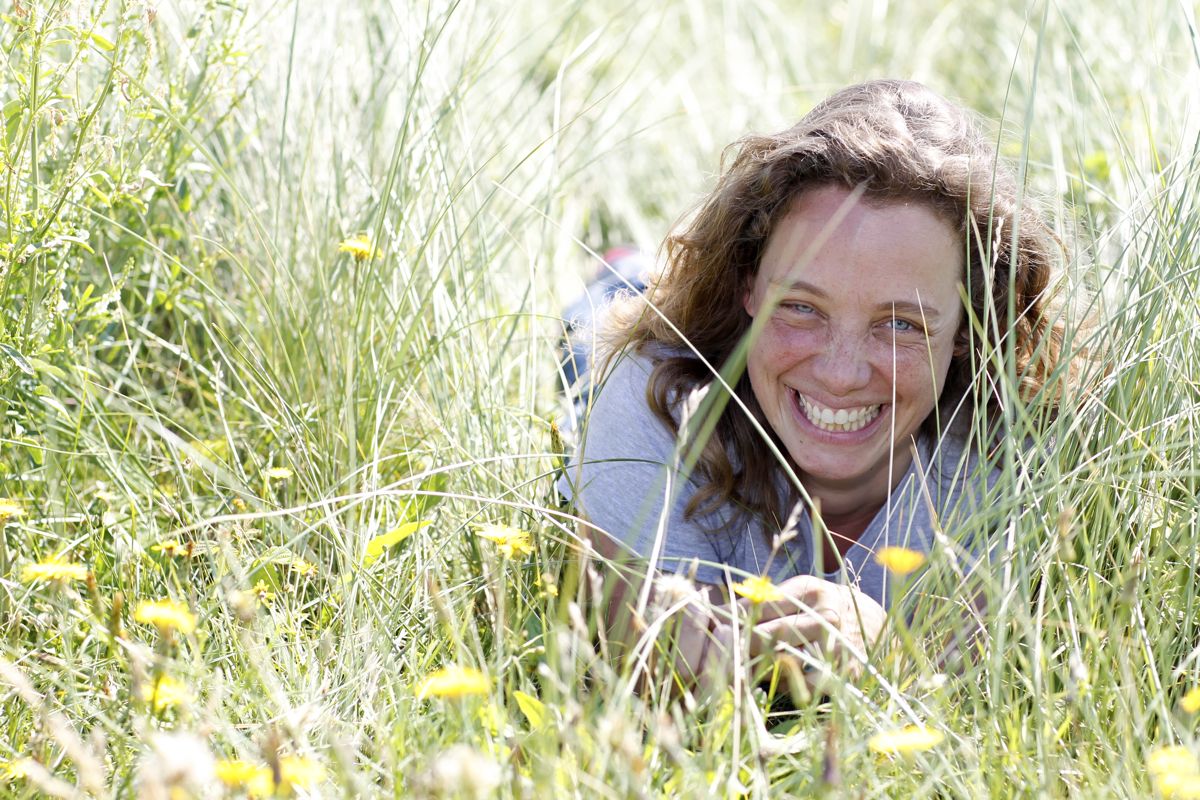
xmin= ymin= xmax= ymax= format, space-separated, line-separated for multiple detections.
xmin=741 ymin=275 xmax=763 ymax=317
xmin=742 ymin=289 xmax=756 ymax=317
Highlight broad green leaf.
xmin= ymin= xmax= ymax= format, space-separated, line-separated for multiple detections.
xmin=363 ymin=520 xmax=430 ymax=564
xmin=28 ymin=357 xmax=66 ymax=381
xmin=513 ymin=690 xmax=548 ymax=730
xmin=1 ymin=344 xmax=34 ymax=376
xmin=88 ymin=32 xmax=115 ymax=51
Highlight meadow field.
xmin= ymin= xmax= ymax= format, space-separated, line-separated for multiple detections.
xmin=2 ymin=0 xmax=1200 ymax=796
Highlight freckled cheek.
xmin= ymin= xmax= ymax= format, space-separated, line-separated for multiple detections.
xmin=872 ymin=343 xmax=957 ymax=394
xmin=754 ymin=322 xmax=823 ymax=368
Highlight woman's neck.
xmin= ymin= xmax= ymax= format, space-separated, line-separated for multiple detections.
xmin=813 ymin=504 xmax=879 ymax=571
xmin=800 ymin=446 xmax=916 ymax=561
xmin=802 ymin=467 xmax=903 ymax=526
xmin=819 ymin=504 xmax=880 ymax=538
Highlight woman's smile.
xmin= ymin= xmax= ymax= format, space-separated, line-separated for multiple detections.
xmin=792 ymin=389 xmax=884 ymax=433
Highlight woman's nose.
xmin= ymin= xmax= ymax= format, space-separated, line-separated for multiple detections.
xmin=813 ymin=331 xmax=873 ymax=395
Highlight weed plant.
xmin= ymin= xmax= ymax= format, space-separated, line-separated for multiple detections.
xmin=1 ymin=0 xmax=1198 ymax=796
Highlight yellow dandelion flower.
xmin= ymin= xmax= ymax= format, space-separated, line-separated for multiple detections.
xmin=227 ymin=755 xmax=326 ymax=797
xmin=867 ymin=725 xmax=945 ymax=756
xmin=0 ymin=499 xmax=24 ymax=522
xmin=731 ymin=574 xmax=785 ymax=605
xmin=142 ymin=675 xmax=192 ymax=713
xmin=1151 ymin=745 xmax=1200 ymax=800
xmin=1149 ymin=745 xmax=1199 ymax=776
xmin=474 ymin=523 xmax=534 ymax=559
xmin=251 ymin=580 xmax=276 ymax=604
xmin=874 ymin=546 xmax=926 ymax=576
xmin=134 ymin=599 xmax=197 ymax=635
xmin=20 ymin=558 xmax=88 ymax=584
xmin=1157 ymin=771 xmax=1200 ymax=800
xmin=1 ymin=757 xmax=34 ymax=781
xmin=246 ymin=767 xmax=276 ymax=798
xmin=151 ymin=539 xmax=191 ymax=558
xmin=338 ymin=233 xmax=376 ymax=261
xmin=215 ymin=759 xmax=271 ymax=789
xmin=279 ymin=756 xmax=325 ymax=789
xmin=289 ymin=557 xmax=317 ymax=577
xmin=1182 ymin=688 xmax=1200 ymax=714
xmin=262 ymin=466 xmax=293 ymax=481
xmin=536 ymin=572 xmax=559 ymax=598
xmin=415 ymin=666 xmax=490 ymax=699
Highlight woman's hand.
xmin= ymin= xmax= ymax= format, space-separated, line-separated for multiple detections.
xmin=742 ymin=575 xmax=887 ymax=694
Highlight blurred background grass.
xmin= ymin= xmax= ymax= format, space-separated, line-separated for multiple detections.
xmin=1 ymin=0 xmax=1198 ymax=796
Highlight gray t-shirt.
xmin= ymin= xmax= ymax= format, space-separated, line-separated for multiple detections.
xmin=558 ymin=347 xmax=993 ymax=610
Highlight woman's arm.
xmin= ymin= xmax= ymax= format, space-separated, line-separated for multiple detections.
xmin=580 ymin=521 xmax=734 ymax=689
xmin=581 ymin=522 xmax=888 ymax=699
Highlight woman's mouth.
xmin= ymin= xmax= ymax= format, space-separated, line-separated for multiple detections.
xmin=793 ymin=390 xmax=883 ymax=433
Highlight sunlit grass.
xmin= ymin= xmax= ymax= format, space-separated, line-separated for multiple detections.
xmin=0 ymin=0 xmax=1198 ymax=796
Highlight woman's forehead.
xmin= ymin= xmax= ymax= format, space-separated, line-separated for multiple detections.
xmin=755 ymin=185 xmax=965 ymax=305
xmin=770 ymin=183 xmax=965 ymax=236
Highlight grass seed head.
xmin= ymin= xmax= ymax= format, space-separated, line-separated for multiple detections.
xmin=135 ymin=732 xmax=214 ymax=800
xmin=427 ymin=744 xmax=502 ymax=799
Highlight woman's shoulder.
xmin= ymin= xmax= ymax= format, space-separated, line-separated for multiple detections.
xmin=590 ymin=342 xmax=695 ymax=410
xmin=575 ymin=343 xmax=675 ymax=434
xmin=565 ymin=342 xmax=719 ymax=493
xmin=594 ymin=345 xmax=658 ymax=392
xmin=913 ymin=406 xmax=1006 ymax=529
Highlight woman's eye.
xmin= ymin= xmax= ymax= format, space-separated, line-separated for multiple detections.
xmin=783 ymin=302 xmax=815 ymax=314
xmin=886 ymin=318 xmax=916 ymax=332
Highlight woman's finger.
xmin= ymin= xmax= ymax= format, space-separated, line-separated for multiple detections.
xmin=738 ymin=575 xmax=826 ymax=622
xmin=751 ymin=608 xmax=843 ymax=653
xmin=752 ymin=619 xmax=844 ymax=701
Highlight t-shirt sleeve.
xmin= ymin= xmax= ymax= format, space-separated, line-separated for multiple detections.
xmin=556 ymin=351 xmax=737 ymax=585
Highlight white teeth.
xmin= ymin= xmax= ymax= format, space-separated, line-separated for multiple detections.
xmin=796 ymin=393 xmax=882 ymax=433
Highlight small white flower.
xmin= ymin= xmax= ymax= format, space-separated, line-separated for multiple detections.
xmin=428 ymin=745 xmax=502 ymax=799
xmin=135 ymin=732 xmax=214 ymax=800
xmin=654 ymin=573 xmax=702 ymax=606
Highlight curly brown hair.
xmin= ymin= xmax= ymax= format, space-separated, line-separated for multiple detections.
xmin=604 ymin=79 xmax=1065 ymax=527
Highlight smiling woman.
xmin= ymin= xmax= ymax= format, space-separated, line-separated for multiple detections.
xmin=743 ymin=186 xmax=966 ymax=546
xmin=558 ymin=79 xmax=1068 ymax=695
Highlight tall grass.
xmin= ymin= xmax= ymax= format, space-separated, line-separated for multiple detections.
xmin=1 ymin=0 xmax=1198 ymax=796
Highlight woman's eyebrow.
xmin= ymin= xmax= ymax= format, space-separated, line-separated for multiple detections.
xmin=772 ymin=279 xmax=944 ymax=321
xmin=771 ymin=278 xmax=829 ymax=297
xmin=885 ymin=300 xmax=942 ymax=321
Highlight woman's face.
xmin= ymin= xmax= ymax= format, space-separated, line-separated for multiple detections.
xmin=742 ymin=184 xmax=964 ymax=507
